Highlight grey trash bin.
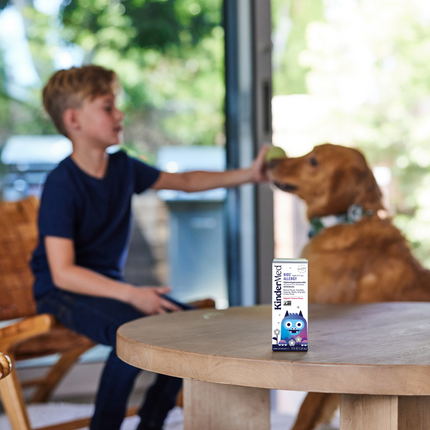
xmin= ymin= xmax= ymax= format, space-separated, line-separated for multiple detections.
xmin=157 ymin=146 xmax=228 ymax=309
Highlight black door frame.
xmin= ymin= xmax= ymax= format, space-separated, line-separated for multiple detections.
xmin=224 ymin=0 xmax=274 ymax=306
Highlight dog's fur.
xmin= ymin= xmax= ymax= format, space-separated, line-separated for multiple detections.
xmin=269 ymin=144 xmax=430 ymax=430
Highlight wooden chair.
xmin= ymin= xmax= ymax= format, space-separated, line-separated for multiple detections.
xmin=0 ymin=197 xmax=216 ymax=429
xmin=0 ymin=197 xmax=97 ymax=430
xmin=0 ymin=353 xmax=12 ymax=382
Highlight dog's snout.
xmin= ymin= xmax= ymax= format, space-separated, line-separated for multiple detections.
xmin=268 ymin=158 xmax=279 ymax=170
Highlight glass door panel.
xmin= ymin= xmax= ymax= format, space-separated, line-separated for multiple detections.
xmin=0 ymin=0 xmax=227 ymax=306
xmin=271 ymin=0 xmax=430 ymax=267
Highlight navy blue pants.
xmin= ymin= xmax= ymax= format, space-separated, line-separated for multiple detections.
xmin=36 ymin=289 xmax=186 ymax=430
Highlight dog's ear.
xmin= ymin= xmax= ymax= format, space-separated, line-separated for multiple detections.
xmin=354 ymin=166 xmax=384 ymax=211
xmin=328 ymin=167 xmax=361 ymax=214
xmin=329 ymin=166 xmax=384 ymax=213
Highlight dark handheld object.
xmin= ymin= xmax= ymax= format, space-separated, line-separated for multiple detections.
xmin=161 ymin=294 xmax=195 ymax=311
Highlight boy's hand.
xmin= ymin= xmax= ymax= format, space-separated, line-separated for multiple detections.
xmin=128 ymin=286 xmax=182 ymax=315
xmin=250 ymin=144 xmax=270 ymax=183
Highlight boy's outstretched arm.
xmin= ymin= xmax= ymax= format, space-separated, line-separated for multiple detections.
xmin=152 ymin=144 xmax=270 ymax=192
xmin=45 ymin=236 xmax=181 ymax=315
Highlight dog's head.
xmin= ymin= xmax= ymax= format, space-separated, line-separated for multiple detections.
xmin=269 ymin=143 xmax=384 ymax=219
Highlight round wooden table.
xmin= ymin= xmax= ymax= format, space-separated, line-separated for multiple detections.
xmin=117 ymin=303 xmax=430 ymax=430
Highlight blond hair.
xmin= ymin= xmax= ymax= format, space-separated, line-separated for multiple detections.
xmin=43 ymin=65 xmax=120 ymax=137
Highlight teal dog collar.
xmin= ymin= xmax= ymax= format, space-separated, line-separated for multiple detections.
xmin=309 ymin=204 xmax=375 ymax=237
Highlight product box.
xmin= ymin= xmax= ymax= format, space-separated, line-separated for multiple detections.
xmin=272 ymin=258 xmax=308 ymax=351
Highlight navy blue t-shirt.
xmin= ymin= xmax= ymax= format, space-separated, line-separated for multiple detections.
xmin=31 ymin=150 xmax=160 ymax=298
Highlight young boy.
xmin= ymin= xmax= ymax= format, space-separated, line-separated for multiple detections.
xmin=31 ymin=65 xmax=268 ymax=430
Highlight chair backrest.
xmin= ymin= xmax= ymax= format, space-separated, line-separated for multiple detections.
xmin=0 ymin=197 xmax=39 ymax=321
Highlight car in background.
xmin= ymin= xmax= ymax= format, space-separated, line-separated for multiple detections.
xmin=0 ymin=135 xmax=120 ymax=201
xmin=0 ymin=135 xmax=72 ymax=201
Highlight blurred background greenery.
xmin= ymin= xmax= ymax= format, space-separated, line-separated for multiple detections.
xmin=1 ymin=0 xmax=430 ymax=265
xmin=0 ymin=0 xmax=225 ymax=159
xmin=271 ymin=0 xmax=430 ymax=267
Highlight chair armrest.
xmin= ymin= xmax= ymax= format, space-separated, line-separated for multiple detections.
xmin=0 ymin=353 xmax=12 ymax=380
xmin=0 ymin=314 xmax=58 ymax=352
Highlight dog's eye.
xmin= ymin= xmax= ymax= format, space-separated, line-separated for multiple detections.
xmin=309 ymin=157 xmax=318 ymax=167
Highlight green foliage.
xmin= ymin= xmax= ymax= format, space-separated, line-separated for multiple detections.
xmin=0 ymin=0 xmax=224 ymax=153
xmin=61 ymin=0 xmax=220 ymax=52
xmin=0 ymin=54 xmax=9 ymax=135
xmin=59 ymin=0 xmax=224 ymax=149
xmin=0 ymin=40 xmax=55 ymax=144
xmin=272 ymin=0 xmax=325 ymax=95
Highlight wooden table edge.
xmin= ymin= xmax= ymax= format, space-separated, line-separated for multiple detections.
xmin=117 ymin=332 xmax=430 ymax=396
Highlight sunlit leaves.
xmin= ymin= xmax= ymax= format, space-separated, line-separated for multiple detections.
xmin=272 ymin=0 xmax=326 ymax=95
xmin=61 ymin=0 xmax=219 ymax=52
xmin=57 ymin=0 xmax=224 ymax=148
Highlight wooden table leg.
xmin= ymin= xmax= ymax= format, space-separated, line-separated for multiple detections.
xmin=398 ymin=396 xmax=430 ymax=430
xmin=340 ymin=394 xmax=430 ymax=430
xmin=183 ymin=380 xmax=270 ymax=430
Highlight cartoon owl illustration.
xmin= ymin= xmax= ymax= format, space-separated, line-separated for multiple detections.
xmin=280 ymin=311 xmax=308 ymax=345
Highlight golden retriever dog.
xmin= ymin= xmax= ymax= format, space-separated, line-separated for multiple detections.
xmin=269 ymin=143 xmax=430 ymax=430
